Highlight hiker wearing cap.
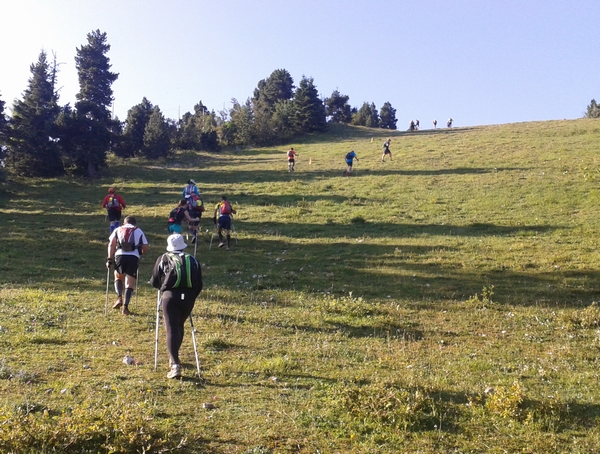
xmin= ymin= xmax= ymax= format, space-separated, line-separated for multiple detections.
xmin=168 ymin=199 xmax=200 ymax=234
xmin=106 ymin=215 xmax=149 ymax=315
xmin=150 ymin=233 xmax=203 ymax=379
xmin=182 ymin=180 xmax=204 ymax=243
xmin=344 ymin=150 xmax=359 ymax=176
xmin=213 ymin=195 xmax=237 ymax=251
xmin=102 ymin=188 xmax=126 ymax=234
xmin=182 ymin=179 xmax=200 ymax=199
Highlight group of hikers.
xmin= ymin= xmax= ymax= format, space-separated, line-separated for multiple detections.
xmin=411 ymin=118 xmax=453 ymax=131
xmin=101 ymin=181 xmax=236 ymax=379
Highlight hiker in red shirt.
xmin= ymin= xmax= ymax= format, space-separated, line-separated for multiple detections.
xmin=287 ymin=147 xmax=298 ymax=172
xmin=102 ymin=187 xmax=126 ymax=234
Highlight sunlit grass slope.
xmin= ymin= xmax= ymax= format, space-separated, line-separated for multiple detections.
xmin=1 ymin=120 xmax=600 ymax=452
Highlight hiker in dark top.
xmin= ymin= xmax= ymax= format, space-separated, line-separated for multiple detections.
xmin=381 ymin=138 xmax=392 ymax=162
xmin=409 ymin=120 xmax=415 ymax=131
xmin=150 ymin=233 xmax=203 ymax=379
xmin=213 ymin=195 xmax=237 ymax=251
xmin=106 ymin=215 xmax=149 ymax=315
xmin=102 ymin=187 xmax=126 ymax=234
xmin=168 ymin=199 xmax=200 ymax=234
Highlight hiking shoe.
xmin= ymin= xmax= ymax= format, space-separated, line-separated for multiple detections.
xmin=225 ymin=246 xmax=230 ymax=251
xmin=121 ymin=306 xmax=131 ymax=316
xmin=167 ymin=364 xmax=182 ymax=379
xmin=112 ymin=297 xmax=123 ymax=309
xmin=218 ymin=242 xmax=225 ymax=248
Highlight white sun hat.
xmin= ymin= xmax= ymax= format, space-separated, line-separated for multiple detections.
xmin=166 ymin=233 xmax=187 ymax=252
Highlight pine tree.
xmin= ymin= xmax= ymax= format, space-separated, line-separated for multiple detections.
xmin=8 ymin=51 xmax=63 ymax=176
xmin=585 ymin=99 xmax=600 ymax=119
xmin=351 ymin=102 xmax=379 ymax=128
xmin=0 ymin=93 xmax=9 ymax=179
xmin=123 ymin=97 xmax=154 ymax=156
xmin=293 ymin=76 xmax=326 ymax=133
xmin=143 ymin=106 xmax=170 ymax=159
xmin=379 ymin=101 xmax=398 ymax=129
xmin=70 ymin=30 xmax=119 ymax=176
xmin=325 ymin=90 xmax=352 ymax=123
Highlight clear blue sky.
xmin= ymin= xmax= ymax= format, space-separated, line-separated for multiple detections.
xmin=1 ymin=0 xmax=599 ymax=128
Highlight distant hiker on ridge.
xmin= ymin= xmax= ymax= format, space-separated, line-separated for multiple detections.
xmin=381 ymin=138 xmax=392 ymax=162
xmin=433 ymin=119 xmax=437 ymax=129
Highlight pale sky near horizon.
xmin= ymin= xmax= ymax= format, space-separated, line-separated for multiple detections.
xmin=1 ymin=0 xmax=599 ymax=129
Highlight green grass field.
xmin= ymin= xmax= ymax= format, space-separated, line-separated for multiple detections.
xmin=2 ymin=120 xmax=600 ymax=452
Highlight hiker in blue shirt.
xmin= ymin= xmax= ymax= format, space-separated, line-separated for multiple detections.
xmin=344 ymin=150 xmax=359 ymax=176
xmin=182 ymin=179 xmax=200 ymax=199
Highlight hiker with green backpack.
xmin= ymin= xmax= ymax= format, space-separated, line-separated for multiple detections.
xmin=150 ymin=233 xmax=203 ymax=379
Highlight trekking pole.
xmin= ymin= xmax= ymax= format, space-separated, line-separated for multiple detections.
xmin=194 ymin=231 xmax=198 ymax=257
xmin=189 ymin=313 xmax=201 ymax=378
xmin=154 ymin=290 xmax=161 ymax=371
xmin=209 ymin=226 xmax=216 ymax=250
xmin=104 ymin=267 xmax=111 ymax=317
xmin=135 ymin=268 xmax=139 ymax=307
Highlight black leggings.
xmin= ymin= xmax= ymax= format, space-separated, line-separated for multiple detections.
xmin=161 ymin=290 xmax=196 ymax=365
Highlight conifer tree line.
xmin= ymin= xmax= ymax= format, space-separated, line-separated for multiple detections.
xmin=0 ymin=30 xmax=398 ymax=178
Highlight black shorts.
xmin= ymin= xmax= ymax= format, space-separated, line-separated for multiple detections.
xmin=115 ymin=254 xmax=139 ymax=278
xmin=107 ymin=209 xmax=122 ymax=222
xmin=384 ymin=149 xmax=391 ymax=154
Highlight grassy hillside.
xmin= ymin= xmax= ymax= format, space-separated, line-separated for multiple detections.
xmin=1 ymin=120 xmax=600 ymax=452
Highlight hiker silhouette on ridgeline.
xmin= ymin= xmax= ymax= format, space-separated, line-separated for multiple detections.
xmin=213 ymin=195 xmax=237 ymax=251
xmin=150 ymin=233 xmax=203 ymax=379
xmin=287 ymin=147 xmax=298 ymax=172
xmin=102 ymin=187 xmax=126 ymax=234
xmin=182 ymin=179 xmax=204 ymax=243
xmin=447 ymin=118 xmax=453 ymax=128
xmin=408 ymin=120 xmax=415 ymax=131
xmin=168 ymin=199 xmax=200 ymax=235
xmin=415 ymin=119 xmax=420 ymax=130
xmin=106 ymin=216 xmax=149 ymax=316
xmin=433 ymin=119 xmax=437 ymax=129
xmin=381 ymin=138 xmax=392 ymax=162
xmin=344 ymin=150 xmax=359 ymax=176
